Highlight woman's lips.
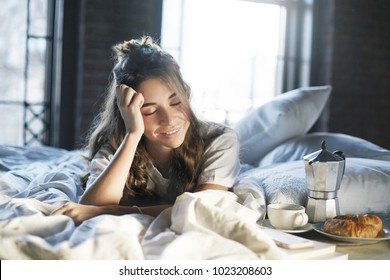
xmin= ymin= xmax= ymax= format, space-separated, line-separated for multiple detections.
xmin=158 ymin=128 xmax=180 ymax=136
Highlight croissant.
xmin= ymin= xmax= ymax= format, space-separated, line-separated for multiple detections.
xmin=323 ymin=214 xmax=383 ymax=238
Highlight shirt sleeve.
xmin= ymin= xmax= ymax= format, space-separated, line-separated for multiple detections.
xmin=85 ymin=144 xmax=115 ymax=190
xmin=197 ymin=126 xmax=241 ymax=188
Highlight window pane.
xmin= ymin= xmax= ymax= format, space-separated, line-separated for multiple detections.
xmin=162 ymin=0 xmax=284 ymax=124
xmin=161 ymin=0 xmax=183 ymax=50
xmin=0 ymin=105 xmax=23 ymax=146
xmin=0 ymin=0 xmax=27 ymax=102
xmin=27 ymin=38 xmax=47 ymax=103
xmin=0 ymin=0 xmax=51 ymax=146
xmin=29 ymin=0 xmax=49 ymax=36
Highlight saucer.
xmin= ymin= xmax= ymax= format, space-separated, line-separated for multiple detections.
xmin=259 ymin=219 xmax=313 ymax=233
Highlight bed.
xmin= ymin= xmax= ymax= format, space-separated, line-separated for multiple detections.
xmin=1 ymin=86 xmax=389 ymax=260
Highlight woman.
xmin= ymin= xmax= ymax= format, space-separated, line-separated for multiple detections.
xmin=52 ymin=36 xmax=240 ymax=225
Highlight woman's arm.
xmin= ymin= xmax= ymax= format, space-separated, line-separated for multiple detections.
xmin=51 ymin=202 xmax=172 ymax=226
xmin=54 ymin=184 xmax=226 ymax=226
xmin=81 ymin=85 xmax=144 ymax=206
xmin=80 ymin=132 xmax=141 ymax=206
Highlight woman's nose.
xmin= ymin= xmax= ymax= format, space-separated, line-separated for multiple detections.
xmin=159 ymin=108 xmax=175 ymax=125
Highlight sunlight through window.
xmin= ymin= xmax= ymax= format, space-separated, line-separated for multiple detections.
xmin=161 ymin=0 xmax=286 ymax=124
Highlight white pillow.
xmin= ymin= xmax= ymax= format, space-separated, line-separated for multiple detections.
xmin=239 ymin=158 xmax=390 ymax=216
xmin=239 ymin=162 xmax=309 ymax=207
xmin=233 ymin=86 xmax=332 ymax=165
xmin=258 ymin=132 xmax=390 ymax=167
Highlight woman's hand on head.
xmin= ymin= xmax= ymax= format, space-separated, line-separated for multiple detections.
xmin=116 ymin=84 xmax=145 ymax=137
xmin=51 ymin=202 xmax=105 ymax=226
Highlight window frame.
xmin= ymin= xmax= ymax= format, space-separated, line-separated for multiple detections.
xmin=0 ymin=0 xmax=62 ymax=146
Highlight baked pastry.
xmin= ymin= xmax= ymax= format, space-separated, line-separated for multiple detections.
xmin=322 ymin=214 xmax=383 ymax=238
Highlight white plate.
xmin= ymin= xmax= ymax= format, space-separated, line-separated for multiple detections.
xmin=258 ymin=219 xmax=313 ymax=233
xmin=312 ymin=222 xmax=390 ymax=244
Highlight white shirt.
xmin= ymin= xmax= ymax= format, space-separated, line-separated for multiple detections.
xmin=86 ymin=121 xmax=240 ymax=203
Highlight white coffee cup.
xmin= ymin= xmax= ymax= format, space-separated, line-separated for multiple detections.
xmin=267 ymin=203 xmax=309 ymax=230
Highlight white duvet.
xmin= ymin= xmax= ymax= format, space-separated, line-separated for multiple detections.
xmin=2 ymin=132 xmax=390 ymax=260
xmin=0 ymin=146 xmax=285 ymax=260
xmin=0 ymin=191 xmax=285 ymax=260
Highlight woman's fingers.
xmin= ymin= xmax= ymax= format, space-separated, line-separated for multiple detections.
xmin=115 ymin=84 xmax=144 ymax=135
xmin=132 ymin=90 xmax=144 ymax=108
xmin=51 ymin=203 xmax=102 ymax=226
xmin=116 ymin=84 xmax=138 ymax=107
xmin=51 ymin=202 xmax=70 ymax=215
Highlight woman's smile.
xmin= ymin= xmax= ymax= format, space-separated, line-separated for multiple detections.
xmin=158 ymin=127 xmax=180 ymax=136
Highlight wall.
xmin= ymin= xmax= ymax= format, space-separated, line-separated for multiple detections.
xmin=312 ymin=0 xmax=390 ymax=149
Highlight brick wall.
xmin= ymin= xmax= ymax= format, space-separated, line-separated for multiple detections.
xmin=328 ymin=0 xmax=390 ymax=148
xmin=75 ymin=0 xmax=162 ymax=146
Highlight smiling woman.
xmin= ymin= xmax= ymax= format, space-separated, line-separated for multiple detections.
xmin=51 ymin=36 xmax=241 ymax=225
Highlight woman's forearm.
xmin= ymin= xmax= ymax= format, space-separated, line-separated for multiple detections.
xmin=105 ymin=204 xmax=172 ymax=217
xmin=51 ymin=202 xmax=172 ymax=226
xmin=80 ymin=132 xmax=141 ymax=206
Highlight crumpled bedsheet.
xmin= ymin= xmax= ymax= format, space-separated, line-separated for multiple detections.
xmin=0 ymin=145 xmax=285 ymax=260
xmin=0 ymin=192 xmax=286 ymax=260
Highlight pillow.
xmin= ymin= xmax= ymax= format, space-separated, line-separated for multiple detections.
xmin=258 ymin=132 xmax=390 ymax=167
xmin=238 ymin=158 xmax=390 ymax=216
xmin=238 ymin=162 xmax=309 ymax=207
xmin=233 ymin=85 xmax=332 ymax=166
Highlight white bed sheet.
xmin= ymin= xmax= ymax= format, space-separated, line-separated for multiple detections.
xmin=0 ymin=192 xmax=285 ymax=260
xmin=0 ymin=145 xmax=284 ymax=260
xmin=1 ymin=136 xmax=389 ymax=260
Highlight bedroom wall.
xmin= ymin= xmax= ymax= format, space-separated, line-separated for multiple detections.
xmin=311 ymin=0 xmax=390 ymax=149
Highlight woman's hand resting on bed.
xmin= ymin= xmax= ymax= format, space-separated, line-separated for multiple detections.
xmin=51 ymin=202 xmax=173 ymax=225
xmin=51 ymin=202 xmax=107 ymax=226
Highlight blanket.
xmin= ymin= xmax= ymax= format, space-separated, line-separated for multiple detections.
xmin=2 ymin=130 xmax=390 ymax=260
xmin=0 ymin=146 xmax=285 ymax=259
xmin=0 ymin=192 xmax=285 ymax=260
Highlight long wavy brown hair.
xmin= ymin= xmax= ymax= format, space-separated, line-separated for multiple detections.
xmin=85 ymin=36 xmax=221 ymax=204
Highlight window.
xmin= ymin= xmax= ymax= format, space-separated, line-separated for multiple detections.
xmin=161 ymin=0 xmax=313 ymax=124
xmin=0 ymin=0 xmax=60 ymax=146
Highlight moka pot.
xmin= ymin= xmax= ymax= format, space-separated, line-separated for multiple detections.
xmin=303 ymin=140 xmax=345 ymax=223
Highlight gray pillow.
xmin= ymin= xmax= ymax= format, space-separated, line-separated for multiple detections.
xmin=258 ymin=132 xmax=390 ymax=167
xmin=233 ymin=86 xmax=331 ymax=165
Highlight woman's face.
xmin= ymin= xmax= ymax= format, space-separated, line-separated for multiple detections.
xmin=138 ymin=78 xmax=190 ymax=156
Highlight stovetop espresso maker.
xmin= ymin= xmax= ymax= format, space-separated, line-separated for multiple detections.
xmin=303 ymin=140 xmax=345 ymax=223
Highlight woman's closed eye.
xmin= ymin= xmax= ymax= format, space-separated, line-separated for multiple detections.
xmin=171 ymin=101 xmax=182 ymax=106
xmin=142 ymin=101 xmax=182 ymax=116
xmin=143 ymin=108 xmax=157 ymax=116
